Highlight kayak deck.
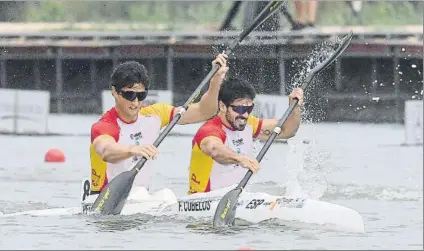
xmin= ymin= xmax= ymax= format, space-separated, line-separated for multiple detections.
xmin=85 ymin=187 xmax=365 ymax=233
xmin=0 ymin=186 xmax=365 ymax=233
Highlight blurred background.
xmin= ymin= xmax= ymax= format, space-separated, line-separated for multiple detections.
xmin=0 ymin=0 xmax=422 ymax=141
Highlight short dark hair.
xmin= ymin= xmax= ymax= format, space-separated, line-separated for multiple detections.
xmin=110 ymin=61 xmax=150 ymax=91
xmin=218 ymin=77 xmax=256 ymax=106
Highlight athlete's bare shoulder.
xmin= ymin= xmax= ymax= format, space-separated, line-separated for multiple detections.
xmin=91 ymin=108 xmax=120 ymax=142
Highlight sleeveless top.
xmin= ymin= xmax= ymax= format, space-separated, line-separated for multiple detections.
xmin=188 ymin=115 xmax=262 ymax=194
xmin=89 ymin=103 xmax=174 ymax=193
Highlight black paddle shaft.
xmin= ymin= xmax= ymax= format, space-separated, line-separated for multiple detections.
xmin=235 ymin=31 xmax=354 ymax=191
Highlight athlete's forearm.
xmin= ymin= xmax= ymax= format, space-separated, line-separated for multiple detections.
xmin=279 ymin=106 xmax=301 ymax=139
xmin=101 ymin=143 xmax=133 ymax=164
xmin=197 ymin=78 xmax=221 ymax=118
xmin=209 ymin=143 xmax=242 ymax=165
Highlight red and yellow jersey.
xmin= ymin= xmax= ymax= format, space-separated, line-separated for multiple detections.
xmin=188 ymin=115 xmax=263 ymax=194
xmin=90 ymin=103 xmax=175 ymax=193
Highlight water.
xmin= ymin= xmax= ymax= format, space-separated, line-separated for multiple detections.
xmin=0 ymin=122 xmax=422 ymax=249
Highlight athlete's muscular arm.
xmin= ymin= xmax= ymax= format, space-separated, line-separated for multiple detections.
xmin=176 ymin=53 xmax=228 ymax=125
xmin=257 ymin=107 xmax=301 ymax=141
xmin=199 ymin=136 xmax=242 ymax=165
xmin=93 ymin=135 xmax=158 ymax=163
xmin=91 ymin=120 xmax=158 ymax=163
xmin=92 ymin=135 xmax=133 ymax=164
xmin=256 ymin=87 xmax=303 ymax=141
xmin=199 ymin=136 xmax=261 ymax=174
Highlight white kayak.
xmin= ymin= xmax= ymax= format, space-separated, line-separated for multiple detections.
xmin=1 ymin=180 xmax=365 ymax=233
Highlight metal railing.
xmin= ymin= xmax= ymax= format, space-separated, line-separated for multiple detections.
xmin=0 ymin=1 xmax=423 ymax=29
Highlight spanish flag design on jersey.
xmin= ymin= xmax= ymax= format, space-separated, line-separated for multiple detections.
xmin=89 ymin=103 xmax=175 ymax=193
xmin=188 ymin=115 xmax=262 ymax=194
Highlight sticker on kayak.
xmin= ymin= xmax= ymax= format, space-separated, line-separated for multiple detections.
xmin=82 ymin=202 xmax=92 ymax=214
xmin=80 ymin=179 xmax=93 ymax=214
xmin=178 ymin=200 xmax=212 ymax=212
xmin=80 ymin=179 xmax=91 ymax=202
xmin=274 ymin=197 xmax=306 ymax=209
xmin=242 ymin=197 xmax=306 ymax=210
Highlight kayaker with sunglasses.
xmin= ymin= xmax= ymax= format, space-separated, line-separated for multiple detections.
xmin=188 ymin=77 xmax=303 ymax=194
xmin=89 ymin=54 xmax=228 ymax=194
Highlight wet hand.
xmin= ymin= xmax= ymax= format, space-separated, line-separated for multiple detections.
xmin=288 ymin=87 xmax=304 ymax=107
xmin=130 ymin=145 xmax=158 ymax=160
xmin=238 ymin=156 xmax=261 ymax=174
xmin=210 ymin=52 xmax=229 ymax=85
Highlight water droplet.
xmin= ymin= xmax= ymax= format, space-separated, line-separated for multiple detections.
xmin=401 ymin=48 xmax=405 ymax=52
xmin=412 ymin=64 xmax=417 ymax=68
xmin=399 ymin=71 xmax=403 ymax=75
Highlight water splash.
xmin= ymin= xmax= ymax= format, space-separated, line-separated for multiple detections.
xmin=250 ymin=37 xmax=346 ymax=199
xmin=290 ymin=36 xmax=342 ymax=89
xmin=288 ymin=36 xmax=343 ymax=123
xmin=283 ymin=135 xmax=333 ymax=200
xmin=279 ymin=37 xmax=344 ymax=199
xmin=323 ymin=184 xmax=423 ymax=202
xmin=250 ymin=181 xmax=423 ymax=202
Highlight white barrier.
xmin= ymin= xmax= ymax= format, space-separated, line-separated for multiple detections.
xmin=101 ymin=90 xmax=173 ymax=114
xmin=404 ymin=100 xmax=423 ymax=145
xmin=0 ymin=89 xmax=50 ymax=134
xmin=252 ymin=94 xmax=289 ymax=119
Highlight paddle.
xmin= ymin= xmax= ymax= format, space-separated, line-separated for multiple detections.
xmin=212 ymin=31 xmax=354 ymax=227
xmin=90 ymin=0 xmax=288 ymax=215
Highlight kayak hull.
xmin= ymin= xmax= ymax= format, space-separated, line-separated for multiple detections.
xmin=83 ymin=186 xmax=365 ymax=233
xmin=0 ymin=185 xmax=365 ymax=233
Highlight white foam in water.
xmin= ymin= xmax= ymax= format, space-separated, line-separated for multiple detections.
xmin=285 ymin=121 xmax=334 ymax=200
xmin=250 ymin=38 xmax=347 ymax=199
xmin=284 ymin=38 xmax=348 ymax=198
xmin=324 ymin=184 xmax=423 ymax=201
xmin=283 ymin=139 xmax=310 ymax=199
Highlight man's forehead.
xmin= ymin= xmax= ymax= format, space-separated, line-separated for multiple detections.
xmin=123 ymin=83 xmax=145 ymax=90
xmin=231 ymin=98 xmax=253 ymax=105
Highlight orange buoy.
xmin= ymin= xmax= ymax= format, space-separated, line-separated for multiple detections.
xmin=237 ymin=247 xmax=255 ymax=250
xmin=44 ymin=148 xmax=66 ymax=163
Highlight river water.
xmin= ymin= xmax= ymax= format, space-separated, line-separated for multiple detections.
xmin=0 ymin=122 xmax=422 ymax=249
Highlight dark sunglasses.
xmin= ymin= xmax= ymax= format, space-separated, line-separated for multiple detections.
xmin=120 ymin=90 xmax=148 ymax=102
xmin=229 ymin=104 xmax=255 ymax=115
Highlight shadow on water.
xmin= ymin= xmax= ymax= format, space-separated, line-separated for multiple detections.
xmin=183 ymin=218 xmax=313 ymax=236
xmin=84 ymin=213 xmax=155 ymax=232
xmin=185 ymin=220 xmax=259 ymax=236
xmin=83 ymin=212 xmax=263 ymax=235
xmin=185 ymin=218 xmax=365 ymax=238
xmin=81 ymin=212 xmax=355 ymax=236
